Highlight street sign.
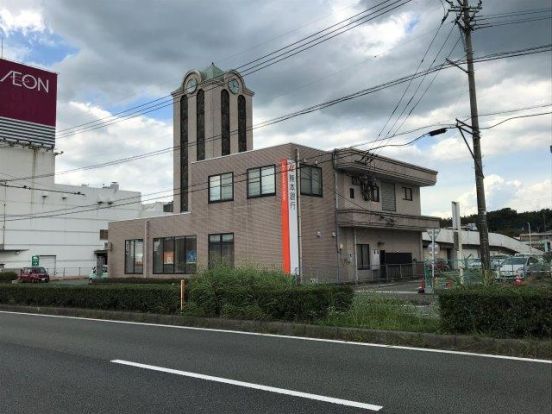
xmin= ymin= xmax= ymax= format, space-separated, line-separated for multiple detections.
xmin=427 ymin=228 xmax=441 ymax=241
xmin=427 ymin=242 xmax=440 ymax=254
xmin=31 ymin=255 xmax=39 ymax=266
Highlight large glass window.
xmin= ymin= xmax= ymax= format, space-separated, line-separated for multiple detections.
xmin=209 ymin=172 xmax=233 ymax=202
xmin=208 ymin=233 xmax=234 ymax=268
xmin=196 ymin=89 xmax=205 ymax=161
xmin=238 ymin=95 xmax=246 ymax=152
xmin=180 ymin=95 xmax=189 ymax=211
xmin=247 ymin=165 xmax=276 ymax=198
xmin=153 ymin=236 xmax=197 ymax=274
xmin=357 ymin=244 xmax=370 ymax=270
xmin=300 ymin=165 xmax=322 ymax=196
xmin=221 ymin=89 xmax=230 ymax=156
xmin=125 ymin=239 xmax=143 ymax=274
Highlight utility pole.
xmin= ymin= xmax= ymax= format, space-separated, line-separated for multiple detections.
xmin=448 ymin=0 xmax=491 ymax=282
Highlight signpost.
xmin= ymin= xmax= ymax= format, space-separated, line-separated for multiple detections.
xmin=427 ymin=228 xmax=440 ymax=293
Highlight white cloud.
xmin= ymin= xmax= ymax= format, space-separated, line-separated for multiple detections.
xmin=0 ymin=8 xmax=44 ymax=35
xmin=427 ymin=175 xmax=552 ymax=218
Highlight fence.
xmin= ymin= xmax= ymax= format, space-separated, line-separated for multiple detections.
xmin=0 ymin=267 xmax=94 ymax=279
xmin=356 ymin=262 xmax=426 ymax=284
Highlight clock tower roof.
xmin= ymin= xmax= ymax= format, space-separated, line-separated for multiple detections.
xmin=199 ymin=62 xmax=225 ymax=81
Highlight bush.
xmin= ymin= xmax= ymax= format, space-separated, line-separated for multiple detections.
xmin=91 ymin=277 xmax=185 ymax=284
xmin=438 ymin=286 xmax=552 ymax=338
xmin=0 ymin=272 xmax=18 ymax=283
xmin=0 ymin=284 xmax=179 ymax=313
xmin=189 ymin=266 xmax=354 ymax=320
xmin=320 ymin=293 xmax=439 ymax=333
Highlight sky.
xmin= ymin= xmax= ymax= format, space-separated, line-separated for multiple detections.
xmin=0 ymin=0 xmax=551 ymax=218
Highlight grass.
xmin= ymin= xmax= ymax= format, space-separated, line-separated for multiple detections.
xmin=318 ymin=293 xmax=439 ymax=333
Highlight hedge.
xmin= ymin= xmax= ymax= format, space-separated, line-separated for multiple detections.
xmin=189 ymin=283 xmax=354 ymax=321
xmin=0 ymin=272 xmax=18 ymax=283
xmin=91 ymin=277 xmax=185 ymax=285
xmin=438 ymin=286 xmax=552 ymax=338
xmin=0 ymin=284 xmax=179 ymax=314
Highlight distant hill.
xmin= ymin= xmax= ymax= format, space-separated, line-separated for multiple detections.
xmin=439 ymin=208 xmax=552 ymax=238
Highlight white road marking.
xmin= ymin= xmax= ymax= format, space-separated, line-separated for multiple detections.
xmin=111 ymin=359 xmax=383 ymax=411
xmin=1 ymin=310 xmax=550 ymax=364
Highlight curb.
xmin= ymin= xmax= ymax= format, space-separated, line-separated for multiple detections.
xmin=0 ymin=304 xmax=550 ymax=359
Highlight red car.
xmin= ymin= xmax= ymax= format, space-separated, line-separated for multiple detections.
xmin=19 ymin=267 xmax=50 ymax=283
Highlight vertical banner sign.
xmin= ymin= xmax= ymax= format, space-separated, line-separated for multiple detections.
xmin=280 ymin=159 xmax=299 ymax=275
xmin=0 ymin=58 xmax=57 ymax=147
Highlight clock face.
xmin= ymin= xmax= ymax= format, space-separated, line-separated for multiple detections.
xmin=228 ymin=79 xmax=239 ymax=94
xmin=185 ymin=78 xmax=197 ymax=94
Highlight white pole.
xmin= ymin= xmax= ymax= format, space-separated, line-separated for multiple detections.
xmin=528 ymin=222 xmax=532 ymax=254
xmin=431 ymin=228 xmax=436 ymax=292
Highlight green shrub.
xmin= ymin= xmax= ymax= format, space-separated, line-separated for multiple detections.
xmin=91 ymin=277 xmax=184 ymax=284
xmin=0 ymin=272 xmax=18 ymax=283
xmin=189 ymin=266 xmax=354 ymax=321
xmin=320 ymin=293 xmax=439 ymax=333
xmin=438 ymin=286 xmax=552 ymax=338
xmin=0 ymin=284 xmax=179 ymax=313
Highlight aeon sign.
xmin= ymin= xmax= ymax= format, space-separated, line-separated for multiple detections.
xmin=0 ymin=58 xmax=57 ymax=127
xmin=0 ymin=70 xmax=50 ymax=93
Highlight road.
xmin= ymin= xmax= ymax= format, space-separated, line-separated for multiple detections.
xmin=0 ymin=311 xmax=550 ymax=413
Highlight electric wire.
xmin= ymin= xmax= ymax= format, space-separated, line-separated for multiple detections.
xmin=4 ymin=42 xmax=551 ymax=184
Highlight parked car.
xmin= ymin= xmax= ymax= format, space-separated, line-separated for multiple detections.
xmin=467 ymin=258 xmax=482 ymax=270
xmin=88 ymin=265 xmax=109 ymax=282
xmin=490 ymin=255 xmax=507 ymax=270
xmin=497 ymin=256 xmax=539 ymax=279
xmin=18 ymin=267 xmax=50 ymax=283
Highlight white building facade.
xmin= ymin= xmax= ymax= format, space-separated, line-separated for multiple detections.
xmin=0 ymin=58 xmax=166 ymax=276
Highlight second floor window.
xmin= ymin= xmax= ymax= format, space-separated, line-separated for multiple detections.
xmin=209 ymin=172 xmax=233 ymax=202
xmin=300 ymin=165 xmax=322 ymax=196
xmin=403 ymin=187 xmax=413 ymax=201
xmin=248 ymin=165 xmax=276 ymax=198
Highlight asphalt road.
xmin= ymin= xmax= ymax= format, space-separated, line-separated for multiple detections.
xmin=0 ymin=311 xmax=550 ymax=414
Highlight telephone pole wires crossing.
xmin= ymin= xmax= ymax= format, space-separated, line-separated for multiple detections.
xmin=448 ymin=0 xmax=492 ymax=282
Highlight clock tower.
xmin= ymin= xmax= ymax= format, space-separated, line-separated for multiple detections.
xmin=172 ymin=63 xmax=254 ymax=212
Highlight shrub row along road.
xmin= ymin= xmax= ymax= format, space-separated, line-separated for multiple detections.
xmin=0 ymin=311 xmax=550 ymax=413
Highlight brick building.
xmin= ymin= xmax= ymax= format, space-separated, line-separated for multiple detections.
xmin=108 ymin=64 xmax=440 ymax=283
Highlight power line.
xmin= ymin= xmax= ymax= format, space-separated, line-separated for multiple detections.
xmin=54 ymin=0 xmax=409 ymax=139
xmin=481 ymin=111 xmax=552 ymax=129
xmin=385 ymin=25 xmax=459 ymax=138
xmin=377 ymin=14 xmax=447 ymax=137
xmin=5 ymin=109 xmax=548 ymax=223
xmin=5 ymin=42 xmax=551 ymax=185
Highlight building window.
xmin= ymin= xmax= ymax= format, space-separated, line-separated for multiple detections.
xmin=209 ymin=233 xmax=234 ymax=268
xmin=381 ymin=182 xmax=396 ymax=212
xmin=209 ymin=172 xmax=233 ymax=202
xmin=349 ymin=188 xmax=354 ymax=199
xmin=99 ymin=229 xmax=108 ymax=240
xmin=197 ymin=89 xmax=205 ymax=161
xmin=221 ymin=90 xmax=230 ymax=156
xmin=125 ymin=239 xmax=143 ymax=274
xmin=238 ymin=95 xmax=247 ymax=152
xmin=403 ymin=187 xmax=413 ymax=201
xmin=153 ymin=236 xmax=197 ymax=274
xmin=370 ymin=184 xmax=380 ymax=202
xmin=247 ymin=165 xmax=276 ymax=198
xmin=357 ymin=244 xmax=370 ymax=270
xmin=180 ymin=95 xmax=189 ymax=211
xmin=300 ymin=165 xmax=322 ymax=196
